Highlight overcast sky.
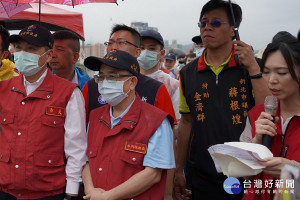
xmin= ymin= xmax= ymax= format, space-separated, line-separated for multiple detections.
xmin=54 ymin=0 xmax=300 ymax=50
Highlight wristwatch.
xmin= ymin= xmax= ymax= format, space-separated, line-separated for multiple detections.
xmin=249 ymin=72 xmax=262 ymax=79
xmin=64 ymin=194 xmax=76 ymax=200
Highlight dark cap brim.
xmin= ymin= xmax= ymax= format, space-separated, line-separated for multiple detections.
xmin=8 ymin=34 xmax=22 ymax=44
xmin=9 ymin=34 xmax=50 ymax=47
xmin=164 ymin=57 xmax=176 ymax=61
xmin=84 ymin=56 xmax=135 ymax=75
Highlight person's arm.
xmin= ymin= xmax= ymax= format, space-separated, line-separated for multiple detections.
xmin=64 ymin=87 xmax=87 ymax=195
xmin=174 ymin=114 xmax=192 ymax=200
xmin=171 ymin=87 xmax=181 ymax=123
xmin=82 ymin=163 xmax=103 ymax=196
xmin=233 ymin=40 xmax=271 ymax=104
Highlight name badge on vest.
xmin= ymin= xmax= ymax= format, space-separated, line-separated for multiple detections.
xmin=46 ymin=106 xmax=65 ymax=117
xmin=125 ymin=141 xmax=147 ymax=154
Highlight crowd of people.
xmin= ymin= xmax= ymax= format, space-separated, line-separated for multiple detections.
xmin=0 ymin=0 xmax=299 ymax=200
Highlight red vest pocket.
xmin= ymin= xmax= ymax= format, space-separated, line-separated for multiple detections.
xmin=121 ymin=150 xmax=144 ymax=166
xmin=87 ymin=147 xmax=98 ymax=159
xmin=41 ymin=115 xmax=65 ymax=128
xmin=33 ymin=153 xmax=65 ymax=167
xmin=0 ymin=112 xmax=15 ymax=125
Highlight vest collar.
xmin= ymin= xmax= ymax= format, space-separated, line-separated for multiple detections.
xmin=197 ymin=44 xmax=238 ymax=71
xmin=12 ymin=68 xmax=55 ymax=100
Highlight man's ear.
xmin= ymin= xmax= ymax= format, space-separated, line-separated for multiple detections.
xmin=231 ymin=26 xmax=235 ymax=39
xmin=130 ymin=76 xmax=138 ymax=90
xmin=160 ymin=49 xmax=165 ymax=58
xmin=73 ymin=52 xmax=80 ymax=65
xmin=157 ymin=49 xmax=165 ymax=62
xmin=46 ymin=49 xmax=53 ymax=63
xmin=135 ymin=48 xmax=142 ymax=58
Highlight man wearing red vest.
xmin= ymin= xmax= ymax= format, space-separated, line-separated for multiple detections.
xmin=82 ymin=49 xmax=175 ymax=200
xmin=0 ymin=25 xmax=87 ymax=200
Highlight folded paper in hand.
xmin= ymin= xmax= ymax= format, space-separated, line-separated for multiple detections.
xmin=208 ymin=142 xmax=273 ymax=177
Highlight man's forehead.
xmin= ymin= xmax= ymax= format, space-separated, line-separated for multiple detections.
xmin=110 ymin=30 xmax=132 ymax=40
xmin=202 ymin=8 xmax=228 ymax=19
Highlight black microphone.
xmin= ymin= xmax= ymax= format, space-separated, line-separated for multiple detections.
xmin=262 ymin=96 xmax=278 ymax=150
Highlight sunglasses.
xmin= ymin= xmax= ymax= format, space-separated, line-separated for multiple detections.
xmin=198 ymin=20 xmax=228 ymax=28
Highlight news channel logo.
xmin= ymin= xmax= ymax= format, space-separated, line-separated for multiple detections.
xmin=223 ymin=177 xmax=242 ymax=194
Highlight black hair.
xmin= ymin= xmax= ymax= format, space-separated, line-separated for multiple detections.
xmin=187 ymin=53 xmax=196 ymax=58
xmin=0 ymin=25 xmax=10 ymax=51
xmin=53 ymin=30 xmax=80 ymax=53
xmin=110 ymin=24 xmax=141 ymax=47
xmin=261 ymin=31 xmax=300 ymax=84
xmin=200 ymin=0 xmax=242 ymax=38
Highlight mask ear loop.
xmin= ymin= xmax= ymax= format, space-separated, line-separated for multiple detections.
xmin=38 ymin=50 xmax=49 ymax=68
xmin=123 ymin=77 xmax=133 ymax=96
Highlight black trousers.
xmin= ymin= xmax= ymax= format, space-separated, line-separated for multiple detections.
xmin=0 ymin=191 xmax=64 ymax=200
xmin=185 ymin=167 xmax=244 ymax=200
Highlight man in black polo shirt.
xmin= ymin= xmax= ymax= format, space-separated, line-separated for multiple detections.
xmin=174 ymin=1 xmax=269 ymax=200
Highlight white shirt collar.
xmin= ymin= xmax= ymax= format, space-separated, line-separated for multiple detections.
xmin=23 ymin=68 xmax=48 ymax=95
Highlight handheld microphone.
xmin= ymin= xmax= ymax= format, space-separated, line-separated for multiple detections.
xmin=263 ymin=96 xmax=278 ymax=150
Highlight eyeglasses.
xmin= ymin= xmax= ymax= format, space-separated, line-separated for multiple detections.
xmin=198 ymin=20 xmax=228 ymax=28
xmin=104 ymin=39 xmax=139 ymax=48
xmin=94 ymin=74 xmax=132 ymax=83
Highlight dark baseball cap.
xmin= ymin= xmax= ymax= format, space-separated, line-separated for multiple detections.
xmin=9 ymin=24 xmax=53 ymax=48
xmin=84 ymin=50 xmax=140 ymax=77
xmin=164 ymin=53 xmax=176 ymax=61
xmin=192 ymin=35 xmax=202 ymax=45
xmin=140 ymin=29 xmax=164 ymax=47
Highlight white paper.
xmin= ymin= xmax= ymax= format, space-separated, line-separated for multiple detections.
xmin=208 ymin=142 xmax=273 ymax=177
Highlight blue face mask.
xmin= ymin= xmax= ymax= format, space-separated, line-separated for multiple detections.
xmin=98 ymin=78 xmax=130 ymax=106
xmin=14 ymin=51 xmax=47 ymax=76
xmin=196 ymin=48 xmax=205 ymax=58
xmin=137 ymin=50 xmax=158 ymax=70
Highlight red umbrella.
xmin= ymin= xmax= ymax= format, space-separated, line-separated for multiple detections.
xmin=0 ymin=0 xmax=117 ymax=6
xmin=1 ymin=0 xmax=117 ymax=22
xmin=0 ymin=1 xmax=31 ymax=18
xmin=0 ymin=3 xmax=85 ymax=40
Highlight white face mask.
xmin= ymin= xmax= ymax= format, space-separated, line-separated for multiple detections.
xmin=137 ymin=50 xmax=159 ymax=70
xmin=98 ymin=78 xmax=131 ymax=106
xmin=14 ymin=50 xmax=47 ymax=76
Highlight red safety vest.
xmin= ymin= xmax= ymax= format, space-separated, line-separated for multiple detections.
xmin=0 ymin=69 xmax=77 ymax=199
xmin=88 ymin=94 xmax=168 ymax=200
